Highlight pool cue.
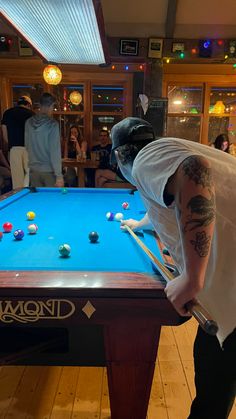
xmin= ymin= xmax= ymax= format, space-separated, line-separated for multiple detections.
xmin=124 ymin=225 xmax=218 ymax=336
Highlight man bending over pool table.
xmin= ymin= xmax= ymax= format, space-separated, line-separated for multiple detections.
xmin=110 ymin=117 xmax=236 ymax=419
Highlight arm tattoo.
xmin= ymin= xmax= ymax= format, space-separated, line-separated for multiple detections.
xmin=184 ymin=192 xmax=216 ymax=232
xmin=182 ymin=156 xmax=213 ymax=188
xmin=190 ymin=231 xmax=211 ymax=257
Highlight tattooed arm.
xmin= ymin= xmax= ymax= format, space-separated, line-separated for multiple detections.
xmin=164 ymin=155 xmax=216 ymax=316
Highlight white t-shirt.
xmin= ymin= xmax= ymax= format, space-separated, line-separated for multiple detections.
xmin=133 ymin=138 xmax=236 ymax=345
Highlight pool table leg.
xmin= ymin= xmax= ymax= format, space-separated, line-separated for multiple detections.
xmin=104 ymin=323 xmax=161 ymax=419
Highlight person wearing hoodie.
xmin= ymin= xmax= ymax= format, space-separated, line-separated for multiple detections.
xmin=1 ymin=95 xmax=34 ymax=189
xmin=25 ymin=93 xmax=64 ymax=188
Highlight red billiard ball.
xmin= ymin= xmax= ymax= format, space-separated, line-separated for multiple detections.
xmin=122 ymin=202 xmax=129 ymax=210
xmin=13 ymin=229 xmax=24 ymax=240
xmin=3 ymin=222 xmax=13 ymax=233
xmin=89 ymin=231 xmax=99 ymax=243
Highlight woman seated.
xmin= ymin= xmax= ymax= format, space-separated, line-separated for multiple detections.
xmin=213 ymin=133 xmax=230 ymax=153
xmin=63 ymin=125 xmax=87 ymax=186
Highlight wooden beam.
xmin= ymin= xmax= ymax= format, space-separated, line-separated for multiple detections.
xmin=165 ymin=0 xmax=178 ymax=38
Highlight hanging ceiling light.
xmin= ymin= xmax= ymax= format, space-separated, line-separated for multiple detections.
xmin=69 ymin=91 xmax=82 ymax=105
xmin=43 ymin=64 xmax=62 ymax=85
xmin=0 ymin=0 xmax=107 ymax=64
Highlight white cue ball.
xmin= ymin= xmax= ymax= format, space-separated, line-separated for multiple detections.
xmin=114 ymin=212 xmax=124 ymax=221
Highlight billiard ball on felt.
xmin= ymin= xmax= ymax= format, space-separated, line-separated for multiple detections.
xmin=106 ymin=212 xmax=115 ymax=221
xmin=89 ymin=231 xmax=99 ymax=243
xmin=3 ymin=222 xmax=13 ymax=233
xmin=13 ymin=229 xmax=24 ymax=240
xmin=28 ymin=223 xmax=38 ymax=234
xmin=61 ymin=188 xmax=68 ymax=194
xmin=163 ymin=247 xmax=170 ymax=256
xmin=122 ymin=202 xmax=129 ymax=210
xmin=27 ymin=211 xmax=36 ymax=220
xmin=59 ymin=243 xmax=71 ymax=257
xmin=114 ymin=212 xmax=124 ymax=222
xmin=0 ymin=232 xmax=3 ymax=240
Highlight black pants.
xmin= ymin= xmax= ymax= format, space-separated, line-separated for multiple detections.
xmin=188 ymin=326 xmax=236 ymax=419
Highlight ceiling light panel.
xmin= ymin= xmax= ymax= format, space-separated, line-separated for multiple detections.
xmin=0 ymin=0 xmax=105 ymax=64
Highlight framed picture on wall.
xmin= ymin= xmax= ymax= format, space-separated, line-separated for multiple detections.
xmin=119 ymin=39 xmax=139 ymax=56
xmin=18 ymin=38 xmax=33 ymax=56
xmin=148 ymin=38 xmax=163 ymax=59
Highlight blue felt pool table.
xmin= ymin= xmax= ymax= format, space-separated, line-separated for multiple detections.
xmin=0 ymin=187 xmax=186 ymax=419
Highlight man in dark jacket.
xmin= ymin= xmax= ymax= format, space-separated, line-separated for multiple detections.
xmin=1 ymin=95 xmax=34 ymax=189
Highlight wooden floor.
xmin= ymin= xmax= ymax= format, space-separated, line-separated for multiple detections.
xmin=0 ymin=318 xmax=235 ymax=419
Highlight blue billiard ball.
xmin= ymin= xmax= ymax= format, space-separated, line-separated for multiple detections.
xmin=106 ymin=212 xmax=115 ymax=221
xmin=89 ymin=231 xmax=99 ymax=243
xmin=14 ymin=229 xmax=24 ymax=240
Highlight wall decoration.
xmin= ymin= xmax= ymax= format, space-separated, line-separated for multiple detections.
xmin=18 ymin=38 xmax=33 ymax=56
xmin=172 ymin=42 xmax=185 ymax=53
xmin=119 ymin=39 xmax=139 ymax=56
xmin=148 ymin=38 xmax=163 ymax=59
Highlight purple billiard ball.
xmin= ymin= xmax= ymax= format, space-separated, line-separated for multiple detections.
xmin=13 ymin=229 xmax=24 ymax=240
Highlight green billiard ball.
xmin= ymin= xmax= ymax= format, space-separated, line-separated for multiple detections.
xmin=163 ymin=247 xmax=170 ymax=256
xmin=61 ymin=188 xmax=68 ymax=194
xmin=59 ymin=243 xmax=71 ymax=257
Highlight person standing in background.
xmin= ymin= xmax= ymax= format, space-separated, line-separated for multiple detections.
xmin=25 ymin=93 xmax=64 ymax=188
xmin=1 ymin=95 xmax=34 ymax=189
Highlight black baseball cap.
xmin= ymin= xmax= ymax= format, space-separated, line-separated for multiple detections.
xmin=110 ymin=117 xmax=155 ymax=163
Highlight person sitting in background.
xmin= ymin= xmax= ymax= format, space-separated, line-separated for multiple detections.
xmin=213 ymin=133 xmax=230 ymax=153
xmin=25 ymin=93 xmax=64 ymax=188
xmin=0 ymin=148 xmax=11 ymax=193
xmin=63 ymin=125 xmax=87 ymax=187
xmin=92 ymin=129 xmax=125 ymax=187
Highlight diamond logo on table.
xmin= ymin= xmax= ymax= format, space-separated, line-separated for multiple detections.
xmin=82 ymin=300 xmax=96 ymax=319
xmin=0 ymin=299 xmax=75 ymax=323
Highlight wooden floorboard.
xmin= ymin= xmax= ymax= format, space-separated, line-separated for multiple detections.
xmin=0 ymin=318 xmax=235 ymax=419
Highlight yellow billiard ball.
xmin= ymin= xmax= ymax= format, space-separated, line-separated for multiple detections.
xmin=27 ymin=211 xmax=36 ymax=220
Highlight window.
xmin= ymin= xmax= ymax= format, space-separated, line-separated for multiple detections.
xmin=51 ymin=84 xmax=85 ymax=144
xmin=167 ymin=116 xmax=201 ymax=142
xmin=92 ymin=85 xmax=124 ymax=113
xmin=167 ymin=86 xmax=203 ymax=114
xmin=91 ymin=84 xmax=125 ymax=146
xmin=12 ymin=83 xmax=44 ymax=112
xmin=208 ymin=86 xmax=236 ymax=145
xmin=92 ymin=115 xmax=123 ymax=145
xmin=167 ymin=85 xmax=203 ymax=142
xmin=52 ymin=84 xmax=84 ymax=112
